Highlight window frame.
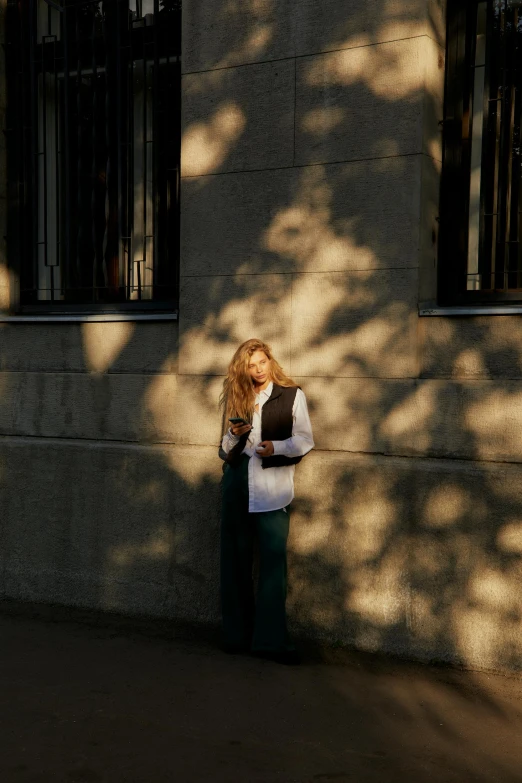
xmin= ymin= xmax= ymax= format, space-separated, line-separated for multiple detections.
xmin=5 ymin=0 xmax=181 ymax=318
xmin=438 ymin=0 xmax=522 ymax=308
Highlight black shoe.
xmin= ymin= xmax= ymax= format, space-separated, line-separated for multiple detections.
xmin=252 ymin=649 xmax=301 ymax=666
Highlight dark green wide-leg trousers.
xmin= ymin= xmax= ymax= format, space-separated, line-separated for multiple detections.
xmin=220 ymin=455 xmax=293 ymax=652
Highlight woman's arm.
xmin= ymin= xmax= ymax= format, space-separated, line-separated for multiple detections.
xmin=270 ymin=389 xmax=314 ymax=459
xmin=221 ymin=419 xmax=252 ymax=455
xmin=221 ymin=428 xmax=240 ymax=455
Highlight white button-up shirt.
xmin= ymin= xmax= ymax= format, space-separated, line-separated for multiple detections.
xmin=221 ymin=382 xmax=314 ymax=513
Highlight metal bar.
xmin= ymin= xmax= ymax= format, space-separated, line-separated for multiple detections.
xmin=438 ymin=0 xmax=468 ymax=305
xmin=501 ymin=2 xmax=515 ymax=289
xmin=75 ymin=6 xmax=82 ymax=286
xmin=158 ymin=0 xmax=168 ymax=293
xmin=103 ymin=0 xmax=112 ymax=296
xmin=116 ymin=0 xmax=124 ymax=292
xmin=127 ymin=6 xmax=135 ymax=300
xmin=484 ymin=1 xmax=501 ymax=289
xmin=140 ymin=24 xmax=147 ymax=301
xmin=5 ymin=0 xmax=23 ymax=307
xmin=173 ymin=59 xmax=181 ymax=303
xmin=22 ymin=283 xmax=165 ymax=291
xmin=481 ymin=2 xmax=493 ymax=288
xmin=29 ymin=0 xmax=39 ymax=299
xmin=43 ymin=0 xmax=65 ymax=13
xmin=152 ymin=0 xmax=159 ymax=296
xmin=506 ymin=3 xmax=519 ymax=288
xmin=51 ymin=57 xmax=172 ymax=77
xmin=467 ymin=1 xmax=487 ymax=290
xmin=91 ymin=4 xmax=98 ymax=300
xmin=53 ymin=30 xmax=60 ymax=279
xmin=42 ymin=35 xmax=50 ymax=273
xmin=512 ymin=4 xmax=522 ymax=288
xmin=494 ymin=2 xmax=509 ymax=288
xmin=63 ymin=2 xmax=71 ymax=296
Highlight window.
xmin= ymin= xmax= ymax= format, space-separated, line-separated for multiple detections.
xmin=6 ymin=0 xmax=181 ymax=314
xmin=440 ymin=0 xmax=522 ymax=305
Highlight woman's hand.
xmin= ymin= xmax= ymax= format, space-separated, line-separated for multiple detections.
xmin=255 ymin=441 xmax=274 ymax=457
xmin=230 ymin=422 xmax=252 ymax=437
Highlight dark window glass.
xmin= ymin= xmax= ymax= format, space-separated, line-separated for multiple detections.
xmin=6 ymin=0 xmax=181 ymax=313
xmin=440 ymin=0 xmax=522 ymax=305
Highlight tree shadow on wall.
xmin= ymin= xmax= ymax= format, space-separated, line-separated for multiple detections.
xmin=178 ymin=0 xmax=522 ymax=679
xmin=3 ymin=0 xmax=522 ymax=779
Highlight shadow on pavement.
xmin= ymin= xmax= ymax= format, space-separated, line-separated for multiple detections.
xmin=1 ymin=609 xmax=522 ymax=783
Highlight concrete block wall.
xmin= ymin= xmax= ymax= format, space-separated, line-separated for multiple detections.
xmin=2 ymin=0 xmax=522 ymax=673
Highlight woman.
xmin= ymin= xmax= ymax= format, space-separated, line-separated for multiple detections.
xmin=219 ymin=338 xmax=314 ymax=665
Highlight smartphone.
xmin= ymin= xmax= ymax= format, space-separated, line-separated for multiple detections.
xmin=229 ymin=417 xmax=248 ymax=425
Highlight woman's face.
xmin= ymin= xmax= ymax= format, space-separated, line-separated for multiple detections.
xmin=247 ymin=350 xmax=271 ymax=386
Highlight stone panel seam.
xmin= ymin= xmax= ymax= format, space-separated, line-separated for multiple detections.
xmin=0 ymin=435 xmax=217 ymax=452
xmin=180 ymin=272 xmax=293 ymax=280
xmin=181 ymin=34 xmax=443 ymax=76
xmin=180 ymin=266 xmax=420 ymax=279
xmin=8 ymin=370 xmax=517 ymax=383
xmin=308 ymin=448 xmax=522 ymax=468
xmin=180 ymin=152 xmax=436 ymax=180
xmin=419 ymin=374 xmax=522 ymax=381
xmin=177 ymin=374 xmax=416 ymax=379
xmin=1 ymin=433 xmax=522 ymax=470
xmin=308 ymin=375 xmax=522 ymax=383
xmin=0 ymin=370 xmax=178 ymax=376
xmin=0 ymin=432 xmax=148 ymax=445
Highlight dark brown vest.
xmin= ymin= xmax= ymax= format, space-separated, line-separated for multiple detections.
xmin=224 ymin=384 xmax=304 ymax=469
xmin=260 ymin=384 xmax=302 ymax=469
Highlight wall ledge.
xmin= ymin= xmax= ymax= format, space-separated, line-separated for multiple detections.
xmin=0 ymin=312 xmax=178 ymax=323
xmin=419 ymin=303 xmax=522 ymax=316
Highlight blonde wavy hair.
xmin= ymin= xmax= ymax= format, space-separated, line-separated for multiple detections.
xmin=220 ymin=338 xmax=297 ymax=427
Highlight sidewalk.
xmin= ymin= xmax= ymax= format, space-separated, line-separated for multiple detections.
xmin=1 ymin=611 xmax=522 ymax=783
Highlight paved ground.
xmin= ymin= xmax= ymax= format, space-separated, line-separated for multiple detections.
xmin=1 ymin=611 xmax=522 ymax=783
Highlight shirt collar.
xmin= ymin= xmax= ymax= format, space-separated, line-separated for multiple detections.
xmin=255 ymin=381 xmax=273 ymax=400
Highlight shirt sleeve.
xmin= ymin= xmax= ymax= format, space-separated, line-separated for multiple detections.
xmin=271 ymin=389 xmax=314 ymax=459
xmin=221 ymin=428 xmax=240 ymax=455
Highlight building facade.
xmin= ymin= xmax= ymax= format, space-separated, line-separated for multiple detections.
xmin=1 ymin=0 xmax=522 ymax=672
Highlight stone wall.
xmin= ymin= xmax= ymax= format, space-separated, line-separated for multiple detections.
xmin=2 ymin=0 xmax=522 ymax=673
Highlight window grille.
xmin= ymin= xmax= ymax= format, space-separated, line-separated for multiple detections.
xmin=440 ymin=0 xmax=522 ymax=305
xmin=6 ymin=0 xmax=181 ymax=313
